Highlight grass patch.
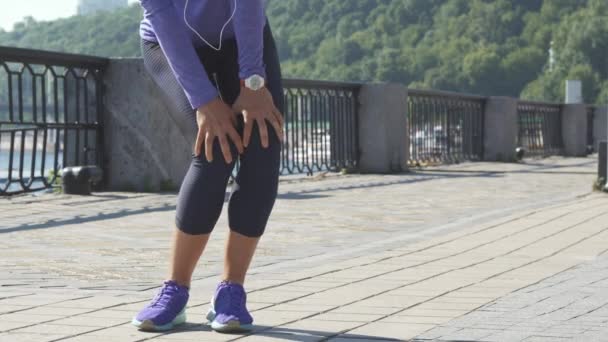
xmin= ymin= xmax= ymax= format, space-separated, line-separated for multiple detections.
xmin=593 ymin=177 xmax=606 ymax=192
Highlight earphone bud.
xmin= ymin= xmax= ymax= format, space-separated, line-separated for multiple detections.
xmin=184 ymin=0 xmax=238 ymax=51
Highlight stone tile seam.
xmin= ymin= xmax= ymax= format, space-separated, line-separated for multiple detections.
xmin=329 ymin=224 xmax=608 ymax=341
xmin=221 ymin=195 xmax=604 ymax=288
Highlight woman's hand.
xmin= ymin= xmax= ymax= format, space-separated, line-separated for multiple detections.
xmin=233 ymin=87 xmax=284 ymax=148
xmin=195 ymin=98 xmax=244 ymax=164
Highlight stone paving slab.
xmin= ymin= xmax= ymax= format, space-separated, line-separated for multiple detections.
xmin=0 ymin=156 xmax=607 ymax=341
xmin=415 ymin=254 xmax=608 ymax=342
xmin=1 ymin=157 xmax=598 ymax=290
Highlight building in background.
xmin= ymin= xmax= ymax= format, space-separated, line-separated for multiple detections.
xmin=77 ymin=0 xmax=128 ymax=16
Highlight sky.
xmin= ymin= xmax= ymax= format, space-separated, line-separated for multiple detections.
xmin=0 ymin=0 xmax=138 ymax=32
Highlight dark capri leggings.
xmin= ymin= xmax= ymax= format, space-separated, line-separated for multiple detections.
xmin=141 ymin=23 xmax=283 ymax=238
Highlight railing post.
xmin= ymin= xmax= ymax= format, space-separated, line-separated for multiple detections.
xmin=483 ymin=97 xmax=518 ymax=161
xmin=561 ymin=104 xmax=588 ymax=157
xmin=594 ymin=106 xmax=608 ymax=152
xmin=586 ymin=106 xmax=595 ymax=153
xmin=357 ymin=83 xmax=409 ymax=173
xmin=602 ymin=105 xmax=608 ymax=191
xmin=599 ymin=141 xmax=606 ymax=183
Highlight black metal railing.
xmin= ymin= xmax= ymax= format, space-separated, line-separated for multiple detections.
xmin=0 ymin=46 xmax=108 ymax=195
xmin=517 ymin=101 xmax=563 ymax=157
xmin=587 ymin=105 xmax=595 ymax=152
xmin=4 ymin=46 xmax=599 ymax=195
xmin=407 ymin=89 xmax=485 ymax=166
xmin=280 ymin=79 xmax=360 ymax=175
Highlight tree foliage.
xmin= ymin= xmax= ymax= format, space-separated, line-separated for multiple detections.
xmin=0 ymin=5 xmax=142 ymax=58
xmin=0 ymin=0 xmax=605 ymax=103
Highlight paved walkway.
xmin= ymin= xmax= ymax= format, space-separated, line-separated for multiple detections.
xmin=0 ymin=157 xmax=606 ymax=341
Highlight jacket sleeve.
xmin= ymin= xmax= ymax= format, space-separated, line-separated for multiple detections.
xmin=230 ymin=0 xmax=267 ymax=80
xmin=140 ymin=0 xmax=218 ymax=110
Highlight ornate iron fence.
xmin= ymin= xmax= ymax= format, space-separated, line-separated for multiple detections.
xmin=4 ymin=46 xmax=598 ymax=195
xmin=517 ymin=101 xmax=563 ymax=157
xmin=0 ymin=46 xmax=108 ymax=195
xmin=280 ymin=79 xmax=360 ymax=175
xmin=407 ymin=89 xmax=485 ymax=166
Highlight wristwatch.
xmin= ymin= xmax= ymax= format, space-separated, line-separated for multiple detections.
xmin=241 ymin=74 xmax=265 ymax=91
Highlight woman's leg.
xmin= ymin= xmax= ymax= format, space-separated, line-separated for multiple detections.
xmin=224 ymin=119 xmax=280 ymax=283
xmin=173 ymin=146 xmax=236 ymax=281
xmin=207 ymin=23 xmax=283 ymax=333
xmin=222 ymin=231 xmax=259 ymax=285
xmin=169 ymin=229 xmax=210 ymax=287
xmin=223 ymin=23 xmax=284 ymax=285
xmin=134 ymin=40 xmax=235 ymax=331
xmin=140 ymin=40 xmax=232 ymax=287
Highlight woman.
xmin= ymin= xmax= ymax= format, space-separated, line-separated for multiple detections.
xmin=132 ymin=0 xmax=284 ymax=334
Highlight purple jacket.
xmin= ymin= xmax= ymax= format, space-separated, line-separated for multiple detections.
xmin=139 ymin=0 xmax=267 ymax=109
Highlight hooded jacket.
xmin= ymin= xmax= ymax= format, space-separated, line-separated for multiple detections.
xmin=139 ymin=0 xmax=266 ymax=109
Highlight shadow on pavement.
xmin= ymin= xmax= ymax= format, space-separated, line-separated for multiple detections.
xmin=159 ymin=322 xmax=402 ymax=341
xmin=423 ymin=159 xmax=596 ymax=176
xmin=0 ymin=203 xmax=176 ymax=234
xmin=0 ymin=170 xmax=504 ymax=234
xmin=277 ymin=170 xmax=502 ymax=200
xmin=5 ymin=159 xmax=592 ymax=234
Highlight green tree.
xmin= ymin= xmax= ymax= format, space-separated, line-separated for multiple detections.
xmin=0 ymin=0 xmax=605 ymax=104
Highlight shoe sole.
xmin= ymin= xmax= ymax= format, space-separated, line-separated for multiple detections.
xmin=131 ymin=309 xmax=187 ymax=331
xmin=207 ymin=309 xmax=253 ymax=333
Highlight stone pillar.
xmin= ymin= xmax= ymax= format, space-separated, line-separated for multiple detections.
xmin=103 ymin=58 xmax=194 ymax=192
xmin=594 ymin=106 xmax=607 ymax=152
xmin=357 ymin=83 xmax=409 ymax=173
xmin=561 ymin=104 xmax=588 ymax=157
xmin=483 ymin=97 xmax=518 ymax=162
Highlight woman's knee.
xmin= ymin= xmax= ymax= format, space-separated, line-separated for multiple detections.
xmin=227 ymin=178 xmax=278 ymax=238
xmin=175 ymin=152 xmax=234 ymax=235
xmin=175 ymin=215 xmax=217 ymax=236
xmin=175 ymin=186 xmax=225 ymax=235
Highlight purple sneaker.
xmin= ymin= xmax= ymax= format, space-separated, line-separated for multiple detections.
xmin=207 ymin=281 xmax=253 ymax=333
xmin=132 ymin=280 xmax=189 ymax=331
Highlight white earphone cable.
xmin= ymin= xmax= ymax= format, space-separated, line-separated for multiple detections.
xmin=184 ymin=0 xmax=237 ymax=52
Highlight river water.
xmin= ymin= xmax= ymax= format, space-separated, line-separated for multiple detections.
xmin=1 ymin=151 xmax=63 ymax=192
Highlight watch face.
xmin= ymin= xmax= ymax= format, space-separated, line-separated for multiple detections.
xmin=251 ymin=77 xmax=262 ymax=89
xmin=247 ymin=75 xmax=265 ymax=90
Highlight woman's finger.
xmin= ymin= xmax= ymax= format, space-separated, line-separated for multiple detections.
xmin=274 ymin=107 xmax=285 ymax=128
xmin=257 ymin=117 xmax=269 ymax=148
xmin=205 ymin=131 xmax=214 ymax=162
xmin=272 ymin=109 xmax=285 ymax=141
xmin=267 ymin=113 xmax=283 ymax=143
xmin=194 ymin=125 xmax=205 ymax=156
xmin=229 ymin=111 xmax=238 ymax=126
xmin=226 ymin=124 xmax=244 ymax=154
xmin=243 ymin=111 xmax=253 ymax=148
xmin=218 ymin=134 xmax=232 ymax=164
